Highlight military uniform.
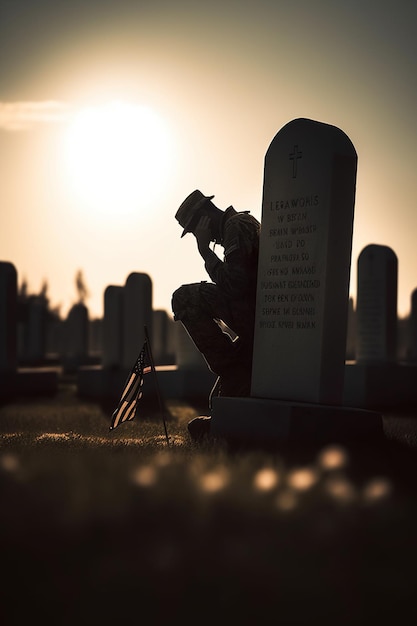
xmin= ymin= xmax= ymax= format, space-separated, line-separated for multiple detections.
xmin=172 ymin=206 xmax=260 ymax=396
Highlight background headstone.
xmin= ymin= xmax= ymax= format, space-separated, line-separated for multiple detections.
xmin=355 ymin=244 xmax=398 ymax=363
xmin=88 ymin=318 xmax=103 ymax=358
xmin=17 ymin=295 xmax=48 ymax=364
xmin=346 ymin=297 xmax=356 ymax=360
xmin=0 ymin=262 xmax=58 ymax=397
xmin=122 ymin=272 xmax=152 ymax=370
xmin=152 ymin=309 xmax=176 ymax=365
xmin=63 ymin=302 xmax=89 ymax=369
xmin=251 ymin=118 xmax=357 ymax=405
xmin=409 ymin=288 xmax=417 ymax=362
xmin=0 ymin=261 xmax=17 ymax=373
xmin=174 ymin=322 xmax=208 ymax=370
xmin=102 ymin=285 xmax=124 ymax=369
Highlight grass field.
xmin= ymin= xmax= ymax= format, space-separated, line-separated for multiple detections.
xmin=1 ymin=379 xmax=417 ymax=625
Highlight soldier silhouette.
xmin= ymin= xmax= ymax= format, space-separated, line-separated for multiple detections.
xmin=172 ymin=190 xmax=260 ymax=439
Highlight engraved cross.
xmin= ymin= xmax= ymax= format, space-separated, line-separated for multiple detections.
xmin=289 ymin=145 xmax=303 ymax=178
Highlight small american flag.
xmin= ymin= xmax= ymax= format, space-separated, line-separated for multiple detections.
xmin=109 ymin=341 xmax=152 ymax=431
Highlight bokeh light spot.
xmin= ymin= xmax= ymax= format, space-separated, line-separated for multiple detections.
xmin=199 ymin=468 xmax=229 ymax=493
xmin=287 ymin=467 xmax=318 ymax=491
xmin=131 ymin=464 xmax=158 ymax=487
xmin=276 ymin=490 xmax=298 ymax=511
xmin=324 ymin=475 xmax=356 ymax=504
xmin=317 ymin=445 xmax=349 ymax=470
xmin=253 ymin=467 xmax=280 ymax=491
xmin=362 ymin=477 xmax=392 ymax=502
xmin=0 ymin=453 xmax=20 ymax=472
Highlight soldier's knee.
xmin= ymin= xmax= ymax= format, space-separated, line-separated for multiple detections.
xmin=171 ymin=287 xmax=185 ymax=320
xmin=172 ymin=285 xmax=194 ymax=320
xmin=171 ymin=283 xmax=203 ymax=321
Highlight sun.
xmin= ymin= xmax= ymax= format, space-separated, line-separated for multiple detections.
xmin=64 ymin=101 xmax=172 ymax=217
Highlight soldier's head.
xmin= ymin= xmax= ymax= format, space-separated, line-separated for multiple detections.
xmin=175 ymin=190 xmax=221 ymax=239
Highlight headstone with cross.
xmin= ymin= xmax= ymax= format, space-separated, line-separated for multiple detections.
xmin=252 ymin=118 xmax=356 ymax=403
xmin=211 ymin=118 xmax=382 ymax=444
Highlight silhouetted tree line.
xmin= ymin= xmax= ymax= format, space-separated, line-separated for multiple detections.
xmin=17 ymin=270 xmax=90 ymax=323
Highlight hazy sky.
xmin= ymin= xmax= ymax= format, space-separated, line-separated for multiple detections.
xmin=0 ymin=0 xmax=416 ymax=318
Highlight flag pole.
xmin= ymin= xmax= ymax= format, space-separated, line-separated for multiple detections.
xmin=144 ymin=325 xmax=170 ymax=447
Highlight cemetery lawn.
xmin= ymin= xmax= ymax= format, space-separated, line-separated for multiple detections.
xmin=1 ymin=381 xmax=417 ymax=625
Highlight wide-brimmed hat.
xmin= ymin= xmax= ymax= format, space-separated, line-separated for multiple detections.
xmin=175 ymin=190 xmax=214 ymax=237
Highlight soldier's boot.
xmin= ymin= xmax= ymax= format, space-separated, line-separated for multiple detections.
xmin=188 ymin=415 xmax=212 ymax=441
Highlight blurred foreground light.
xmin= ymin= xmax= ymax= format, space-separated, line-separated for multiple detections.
xmin=324 ymin=475 xmax=356 ymax=504
xmin=253 ymin=467 xmax=280 ymax=492
xmin=317 ymin=445 xmax=349 ymax=470
xmin=275 ymin=489 xmax=298 ymax=511
xmin=362 ymin=477 xmax=392 ymax=503
xmin=154 ymin=451 xmax=173 ymax=467
xmin=287 ymin=467 xmax=318 ymax=491
xmin=199 ymin=468 xmax=229 ymax=493
xmin=0 ymin=453 xmax=20 ymax=472
xmin=131 ymin=464 xmax=158 ymax=487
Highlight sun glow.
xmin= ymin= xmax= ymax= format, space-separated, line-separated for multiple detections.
xmin=64 ymin=101 xmax=172 ymax=217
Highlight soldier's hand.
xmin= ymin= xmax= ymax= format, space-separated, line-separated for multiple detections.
xmin=194 ymin=215 xmax=212 ymax=254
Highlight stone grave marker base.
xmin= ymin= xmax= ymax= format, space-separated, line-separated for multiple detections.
xmin=344 ymin=362 xmax=417 ymax=409
xmin=78 ymin=365 xmax=216 ymax=403
xmin=0 ymin=368 xmax=58 ymax=400
xmin=211 ymin=396 xmax=383 ymax=445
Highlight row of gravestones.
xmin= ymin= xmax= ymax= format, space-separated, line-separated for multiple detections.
xmin=77 ymin=271 xmax=216 ymax=402
xmin=4 ymin=246 xmax=416 ymax=375
xmin=2 ymin=251 xmax=417 ymax=409
xmin=2 ymin=243 xmax=416 ymax=409
xmin=0 ymin=262 xmax=215 ymax=401
xmin=0 ymin=262 xmax=58 ymax=397
xmin=97 ymin=248 xmax=416 ymax=370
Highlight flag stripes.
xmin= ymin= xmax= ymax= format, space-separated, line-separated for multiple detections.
xmin=109 ymin=341 xmax=152 ymax=431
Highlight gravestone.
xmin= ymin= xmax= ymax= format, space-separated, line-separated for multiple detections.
xmin=122 ymin=273 xmax=152 ymax=370
xmin=355 ymin=244 xmax=398 ymax=363
xmin=410 ymin=289 xmax=417 ymax=362
xmin=102 ymin=285 xmax=124 ymax=369
xmin=88 ymin=318 xmax=103 ymax=358
xmin=0 ymin=262 xmax=17 ymax=373
xmin=344 ymin=248 xmax=417 ymax=408
xmin=211 ymin=119 xmax=382 ymax=443
xmin=17 ymin=295 xmax=48 ymax=364
xmin=157 ymin=321 xmax=216 ymax=399
xmin=152 ymin=309 xmax=176 ymax=365
xmin=78 ymin=273 xmax=154 ymax=401
xmin=251 ymin=118 xmax=356 ymax=404
xmin=1 ymin=262 xmax=57 ymax=398
xmin=346 ymin=297 xmax=356 ymax=361
xmin=62 ymin=302 xmax=89 ymax=371
xmin=25 ymin=296 xmax=47 ymax=363
xmin=174 ymin=322 xmax=209 ymax=370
